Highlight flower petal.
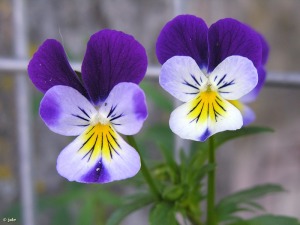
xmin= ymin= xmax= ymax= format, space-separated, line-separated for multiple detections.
xmin=28 ymin=39 xmax=87 ymax=96
xmin=81 ymin=30 xmax=147 ymax=105
xmin=160 ymin=56 xmax=208 ymax=102
xmin=259 ymin=33 xmax=269 ymax=65
xmin=207 ymin=18 xmax=262 ymax=72
xmin=169 ymin=91 xmax=242 ymax=141
xmin=99 ymin=82 xmax=148 ymax=135
xmin=40 ymin=85 xmax=96 ymax=136
xmin=156 ymin=15 xmax=209 ymax=68
xmin=240 ymin=67 xmax=266 ymax=102
xmin=229 ymin=100 xmax=255 ymax=126
xmin=56 ymin=124 xmax=141 ymax=183
xmin=209 ymin=56 xmax=258 ymax=100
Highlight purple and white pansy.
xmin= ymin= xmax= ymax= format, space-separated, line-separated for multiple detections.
xmin=156 ymin=15 xmax=268 ymax=141
xmin=28 ymin=30 xmax=148 ymax=183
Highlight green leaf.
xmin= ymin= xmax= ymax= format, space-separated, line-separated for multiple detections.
xmin=93 ymin=186 xmax=123 ymax=206
xmin=76 ymin=197 xmax=95 ymax=225
xmin=218 ymin=184 xmax=284 ymax=206
xmin=51 ymin=207 xmax=71 ymax=225
xmin=214 ymin=126 xmax=273 ymax=148
xmin=197 ymin=163 xmax=216 ymax=179
xmin=228 ymin=215 xmax=300 ymax=225
xmin=158 ymin=144 xmax=178 ymax=175
xmin=248 ymin=215 xmax=300 ymax=225
xmin=149 ymin=202 xmax=178 ymax=225
xmin=143 ymin=124 xmax=174 ymax=151
xmin=162 ymin=185 xmax=184 ymax=201
xmin=107 ymin=193 xmax=155 ymax=225
xmin=216 ymin=184 xmax=285 ymax=222
xmin=243 ymin=201 xmax=265 ymax=211
xmin=140 ymin=81 xmax=173 ymax=112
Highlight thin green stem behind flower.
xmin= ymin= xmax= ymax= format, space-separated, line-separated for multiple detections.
xmin=126 ymin=135 xmax=162 ymax=200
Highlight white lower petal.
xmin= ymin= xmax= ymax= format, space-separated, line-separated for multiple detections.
xmin=169 ymin=91 xmax=243 ymax=141
xmin=56 ymin=124 xmax=140 ymax=183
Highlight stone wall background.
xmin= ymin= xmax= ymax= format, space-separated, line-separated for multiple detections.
xmin=0 ymin=0 xmax=300 ymax=224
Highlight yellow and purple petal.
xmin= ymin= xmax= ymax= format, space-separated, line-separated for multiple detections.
xmin=56 ymin=124 xmax=140 ymax=183
xmin=156 ymin=15 xmax=209 ymax=69
xmin=40 ymin=85 xmax=96 ymax=136
xmin=28 ymin=39 xmax=88 ymax=97
xmin=99 ymin=82 xmax=148 ymax=135
xmin=209 ymin=56 xmax=258 ymax=100
xmin=159 ymin=56 xmax=207 ymax=102
xmin=81 ymin=30 xmax=147 ymax=105
xmin=169 ymin=91 xmax=242 ymax=141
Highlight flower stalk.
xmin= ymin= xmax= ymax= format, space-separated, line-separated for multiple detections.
xmin=206 ymin=136 xmax=216 ymax=225
xmin=126 ymin=136 xmax=161 ymax=200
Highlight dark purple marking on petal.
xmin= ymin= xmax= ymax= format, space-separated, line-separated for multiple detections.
xmin=39 ymin=93 xmax=60 ymax=127
xmin=28 ymin=39 xmax=88 ymax=97
xmin=199 ymin=128 xmax=211 ymax=141
xmin=156 ymin=15 xmax=209 ymax=68
xmin=81 ymin=159 xmax=111 ymax=183
xmin=207 ymin=18 xmax=262 ymax=72
xmin=133 ymin=90 xmax=148 ymax=120
xmin=81 ymin=30 xmax=148 ymax=105
xmin=107 ymin=104 xmax=124 ymax=126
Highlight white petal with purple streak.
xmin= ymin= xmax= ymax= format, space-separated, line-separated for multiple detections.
xmin=160 ymin=56 xmax=207 ymax=102
xmin=209 ymin=56 xmax=258 ymax=100
xmin=99 ymin=82 xmax=147 ymax=136
xmin=40 ymin=85 xmax=96 ymax=136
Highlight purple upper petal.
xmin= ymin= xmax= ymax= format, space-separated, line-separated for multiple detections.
xmin=240 ymin=33 xmax=269 ymax=102
xmin=241 ymin=67 xmax=266 ymax=102
xmin=81 ymin=29 xmax=147 ymax=105
xmin=207 ymin=18 xmax=262 ymax=73
xmin=156 ymin=15 xmax=209 ymax=68
xmin=28 ymin=39 xmax=87 ymax=97
xmin=258 ymin=33 xmax=269 ymax=65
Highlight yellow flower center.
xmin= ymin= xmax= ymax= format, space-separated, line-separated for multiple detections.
xmin=187 ymin=89 xmax=227 ymax=124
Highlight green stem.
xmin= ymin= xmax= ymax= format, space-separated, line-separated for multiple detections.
xmin=206 ymin=136 xmax=216 ymax=225
xmin=126 ymin=135 xmax=161 ymax=200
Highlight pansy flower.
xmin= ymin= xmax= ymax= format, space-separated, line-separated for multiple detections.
xmin=156 ymin=15 xmax=266 ymax=141
xmin=28 ymin=30 xmax=148 ymax=183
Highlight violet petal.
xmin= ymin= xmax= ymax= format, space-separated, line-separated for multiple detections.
xmin=81 ymin=29 xmax=147 ymax=105
xmin=207 ymin=18 xmax=262 ymax=72
xmin=28 ymin=39 xmax=87 ymax=96
xmin=156 ymin=15 xmax=209 ymax=69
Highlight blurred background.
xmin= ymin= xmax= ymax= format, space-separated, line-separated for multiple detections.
xmin=0 ymin=0 xmax=300 ymax=224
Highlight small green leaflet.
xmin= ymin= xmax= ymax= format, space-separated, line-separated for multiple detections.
xmin=149 ymin=202 xmax=179 ymax=225
xmin=216 ymin=184 xmax=285 ymax=222
xmin=107 ymin=193 xmax=155 ymax=225
xmin=227 ymin=215 xmax=300 ymax=225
